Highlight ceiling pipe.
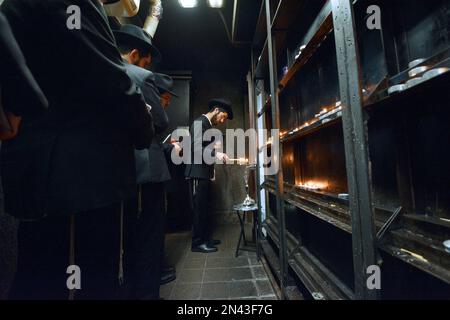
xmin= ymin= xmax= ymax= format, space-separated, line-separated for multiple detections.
xmin=231 ymin=0 xmax=238 ymax=43
xmin=218 ymin=0 xmax=250 ymax=46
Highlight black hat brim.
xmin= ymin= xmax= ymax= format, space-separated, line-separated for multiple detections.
xmin=114 ymin=31 xmax=162 ymax=63
xmin=159 ymin=88 xmax=179 ymax=98
xmin=167 ymin=89 xmax=179 ymax=98
xmin=209 ymin=100 xmax=233 ymax=120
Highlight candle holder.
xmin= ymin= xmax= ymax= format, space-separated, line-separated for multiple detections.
xmin=241 ymin=163 xmax=257 ymax=207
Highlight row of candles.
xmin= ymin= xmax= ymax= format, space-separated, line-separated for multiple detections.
xmin=297 ymin=181 xmax=329 ymax=191
xmin=279 ymin=101 xmax=343 ymax=139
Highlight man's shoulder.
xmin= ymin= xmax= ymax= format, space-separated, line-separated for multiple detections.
xmin=193 ymin=115 xmax=209 ymax=123
xmin=191 ymin=115 xmax=208 ymax=126
xmin=124 ymin=63 xmax=154 ymax=86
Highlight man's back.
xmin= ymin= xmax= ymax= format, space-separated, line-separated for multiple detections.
xmin=123 ymin=62 xmax=171 ymax=184
xmin=185 ymin=115 xmax=215 ymax=180
xmin=0 ymin=0 xmax=153 ymax=219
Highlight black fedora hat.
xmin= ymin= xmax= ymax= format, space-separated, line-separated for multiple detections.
xmin=208 ymin=98 xmax=233 ymax=120
xmin=154 ymin=73 xmax=179 ymax=98
xmin=114 ymin=24 xmax=162 ymax=63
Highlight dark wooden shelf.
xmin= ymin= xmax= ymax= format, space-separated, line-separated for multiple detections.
xmin=284 ymin=286 xmax=304 ymax=300
xmin=261 ymin=233 xmax=304 ymax=300
xmin=264 ymin=216 xmax=281 ymax=249
xmin=266 ymin=208 xmax=354 ymax=300
xmin=278 ymin=1 xmax=333 ymax=92
xmin=280 ymin=108 xmax=342 ymax=143
xmin=260 ymin=239 xmax=282 ymax=282
xmin=289 ymin=246 xmax=355 ymax=300
xmin=265 ymin=179 xmax=352 ymax=234
xmin=254 ymin=0 xmax=450 ymax=298
xmin=365 ymin=66 xmax=450 ymax=112
xmin=265 ymin=216 xmax=299 ymax=254
xmin=285 ymin=190 xmax=352 ymax=234
xmin=375 ymin=210 xmax=450 ymax=284
xmin=380 ymin=242 xmax=450 ymax=285
xmin=267 ymin=178 xmax=450 ymax=290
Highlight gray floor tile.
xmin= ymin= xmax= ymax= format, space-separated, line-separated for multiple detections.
xmin=248 ymin=255 xmax=261 ymax=266
xmin=163 ymin=224 xmax=279 ymax=300
xmin=231 ymin=256 xmax=250 ymax=268
xmin=229 ymin=281 xmax=258 ymax=299
xmin=230 ymin=267 xmax=253 ymax=281
xmin=252 ymin=266 xmax=268 ymax=279
xmin=205 ymin=257 xmax=231 ymax=269
xmin=171 ymin=284 xmax=201 ymax=300
xmin=177 ymin=268 xmax=204 ymax=284
xmin=259 ymin=295 xmax=278 ymax=300
xmin=204 ymin=268 xmax=231 ymax=282
xmin=206 ymin=248 xmax=236 ymax=258
xmin=200 ymin=282 xmax=230 ymax=300
xmin=183 ymin=258 xmax=206 ymax=269
xmin=186 ymin=251 xmax=211 ymax=259
xmin=205 ymin=256 xmax=249 ymax=269
xmin=167 ymin=254 xmax=186 ymax=269
xmin=255 ymin=280 xmax=275 ymax=296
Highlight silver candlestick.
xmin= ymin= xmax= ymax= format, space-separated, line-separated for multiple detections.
xmin=241 ymin=164 xmax=257 ymax=207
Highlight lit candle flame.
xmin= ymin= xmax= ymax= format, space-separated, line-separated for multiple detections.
xmin=298 ymin=181 xmax=328 ymax=191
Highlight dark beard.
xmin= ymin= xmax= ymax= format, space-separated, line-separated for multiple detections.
xmin=210 ymin=114 xmax=219 ymax=126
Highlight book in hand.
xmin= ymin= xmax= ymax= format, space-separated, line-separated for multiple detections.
xmin=0 ymin=103 xmax=21 ymax=141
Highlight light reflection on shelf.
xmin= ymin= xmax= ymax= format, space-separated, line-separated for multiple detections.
xmin=297 ymin=181 xmax=329 ymax=191
xmin=280 ymin=102 xmax=342 ymax=140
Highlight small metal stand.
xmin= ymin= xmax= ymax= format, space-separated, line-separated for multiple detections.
xmin=233 ymin=203 xmax=259 ymax=258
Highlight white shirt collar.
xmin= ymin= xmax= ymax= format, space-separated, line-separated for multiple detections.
xmin=202 ymin=114 xmax=212 ymax=126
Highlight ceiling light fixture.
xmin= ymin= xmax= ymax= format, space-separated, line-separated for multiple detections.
xmin=207 ymin=0 xmax=225 ymax=8
xmin=178 ymin=0 xmax=198 ymax=8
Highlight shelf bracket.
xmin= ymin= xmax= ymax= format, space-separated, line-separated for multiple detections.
xmin=376 ymin=206 xmax=405 ymax=244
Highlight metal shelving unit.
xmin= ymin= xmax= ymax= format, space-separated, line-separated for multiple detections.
xmin=249 ymin=0 xmax=450 ymax=300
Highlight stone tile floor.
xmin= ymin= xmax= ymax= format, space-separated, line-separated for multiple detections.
xmin=161 ymin=224 xmax=278 ymax=300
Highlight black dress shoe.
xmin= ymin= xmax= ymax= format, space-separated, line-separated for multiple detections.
xmin=191 ymin=243 xmax=218 ymax=253
xmin=208 ymin=239 xmax=222 ymax=246
xmin=160 ymin=268 xmax=176 ymax=285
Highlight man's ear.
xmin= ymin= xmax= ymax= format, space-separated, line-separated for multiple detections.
xmin=129 ymin=49 xmax=140 ymax=62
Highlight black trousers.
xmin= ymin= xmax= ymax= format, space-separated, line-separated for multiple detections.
xmin=9 ymin=204 xmax=122 ymax=300
xmin=189 ymin=179 xmax=211 ymax=247
xmin=124 ymin=182 xmax=165 ymax=299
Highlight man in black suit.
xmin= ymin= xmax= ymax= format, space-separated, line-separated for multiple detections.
xmin=185 ymin=99 xmax=233 ymax=253
xmin=153 ymin=73 xmax=182 ymax=286
xmin=0 ymin=12 xmax=48 ymax=123
xmin=0 ymin=11 xmax=48 ymax=298
xmin=1 ymin=0 xmax=153 ymax=299
xmin=114 ymin=25 xmax=176 ymax=299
